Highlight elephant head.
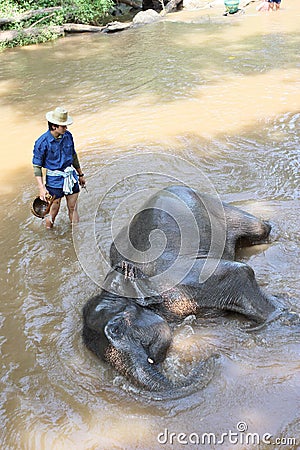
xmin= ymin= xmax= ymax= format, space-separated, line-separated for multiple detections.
xmin=223 ymin=202 xmax=272 ymax=257
xmin=82 ymin=291 xmax=215 ymax=395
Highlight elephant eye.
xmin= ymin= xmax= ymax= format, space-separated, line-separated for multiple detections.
xmin=104 ymin=319 xmax=124 ymax=341
xmin=110 ymin=325 xmax=120 ymax=335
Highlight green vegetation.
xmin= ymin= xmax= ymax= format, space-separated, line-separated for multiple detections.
xmin=0 ymin=0 xmax=115 ymax=49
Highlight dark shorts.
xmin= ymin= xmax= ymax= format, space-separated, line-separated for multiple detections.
xmin=268 ymin=0 xmax=281 ymax=3
xmin=46 ymin=183 xmax=80 ymax=199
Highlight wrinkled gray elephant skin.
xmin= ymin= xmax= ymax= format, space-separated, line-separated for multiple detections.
xmin=82 ymin=186 xmax=285 ymax=395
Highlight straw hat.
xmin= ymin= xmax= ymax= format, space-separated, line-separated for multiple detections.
xmin=45 ymin=107 xmax=73 ymax=125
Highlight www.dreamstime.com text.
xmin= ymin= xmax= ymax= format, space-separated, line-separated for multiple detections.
xmin=157 ymin=422 xmax=297 ymax=446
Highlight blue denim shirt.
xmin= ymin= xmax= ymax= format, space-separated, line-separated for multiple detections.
xmin=32 ymin=130 xmax=77 ymax=188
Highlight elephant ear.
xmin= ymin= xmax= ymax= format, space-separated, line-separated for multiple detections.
xmin=104 ymin=313 xmax=126 ymax=345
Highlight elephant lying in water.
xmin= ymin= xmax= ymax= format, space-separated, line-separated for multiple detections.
xmin=82 ymin=185 xmax=285 ymax=394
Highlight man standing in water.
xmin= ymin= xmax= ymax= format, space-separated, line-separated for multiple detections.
xmin=268 ymin=0 xmax=281 ymax=10
xmin=257 ymin=0 xmax=281 ymax=11
xmin=32 ymin=107 xmax=86 ymax=229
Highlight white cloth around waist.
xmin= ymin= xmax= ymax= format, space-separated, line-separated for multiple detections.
xmin=46 ymin=165 xmax=78 ymax=195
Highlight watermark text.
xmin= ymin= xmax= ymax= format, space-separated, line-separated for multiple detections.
xmin=157 ymin=422 xmax=297 ymax=446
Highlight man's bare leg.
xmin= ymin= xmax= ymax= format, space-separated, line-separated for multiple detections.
xmin=45 ymin=198 xmax=61 ymax=229
xmin=66 ymin=192 xmax=79 ymax=224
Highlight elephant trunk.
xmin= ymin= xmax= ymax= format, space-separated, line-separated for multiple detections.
xmin=109 ymin=347 xmax=217 ymax=398
xmin=133 ymin=365 xmax=173 ymax=391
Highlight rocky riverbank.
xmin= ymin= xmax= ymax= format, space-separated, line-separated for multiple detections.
xmin=0 ymin=0 xmax=261 ymax=47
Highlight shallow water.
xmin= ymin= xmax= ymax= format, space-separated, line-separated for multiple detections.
xmin=0 ymin=1 xmax=300 ymax=449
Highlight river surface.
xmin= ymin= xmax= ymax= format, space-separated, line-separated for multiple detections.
xmin=0 ymin=1 xmax=299 ymax=449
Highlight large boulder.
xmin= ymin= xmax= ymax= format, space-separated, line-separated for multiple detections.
xmin=132 ymin=9 xmax=161 ymax=24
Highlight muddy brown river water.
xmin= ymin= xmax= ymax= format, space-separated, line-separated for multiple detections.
xmin=0 ymin=1 xmax=299 ymax=449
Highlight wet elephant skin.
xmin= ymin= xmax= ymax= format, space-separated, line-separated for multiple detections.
xmin=82 ymin=186 xmax=285 ymax=395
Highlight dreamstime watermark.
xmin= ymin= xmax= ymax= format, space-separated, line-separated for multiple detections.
xmin=72 ymin=152 xmax=227 ymax=295
xmin=157 ymin=422 xmax=297 ymax=446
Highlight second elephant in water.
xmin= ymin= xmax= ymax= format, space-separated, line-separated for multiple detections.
xmin=82 ymin=186 xmax=285 ymax=395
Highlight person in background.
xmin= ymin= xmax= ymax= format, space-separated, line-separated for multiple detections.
xmin=268 ymin=0 xmax=281 ymax=10
xmin=257 ymin=0 xmax=281 ymax=11
xmin=223 ymin=0 xmax=240 ymax=14
xmin=32 ymin=107 xmax=86 ymax=229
